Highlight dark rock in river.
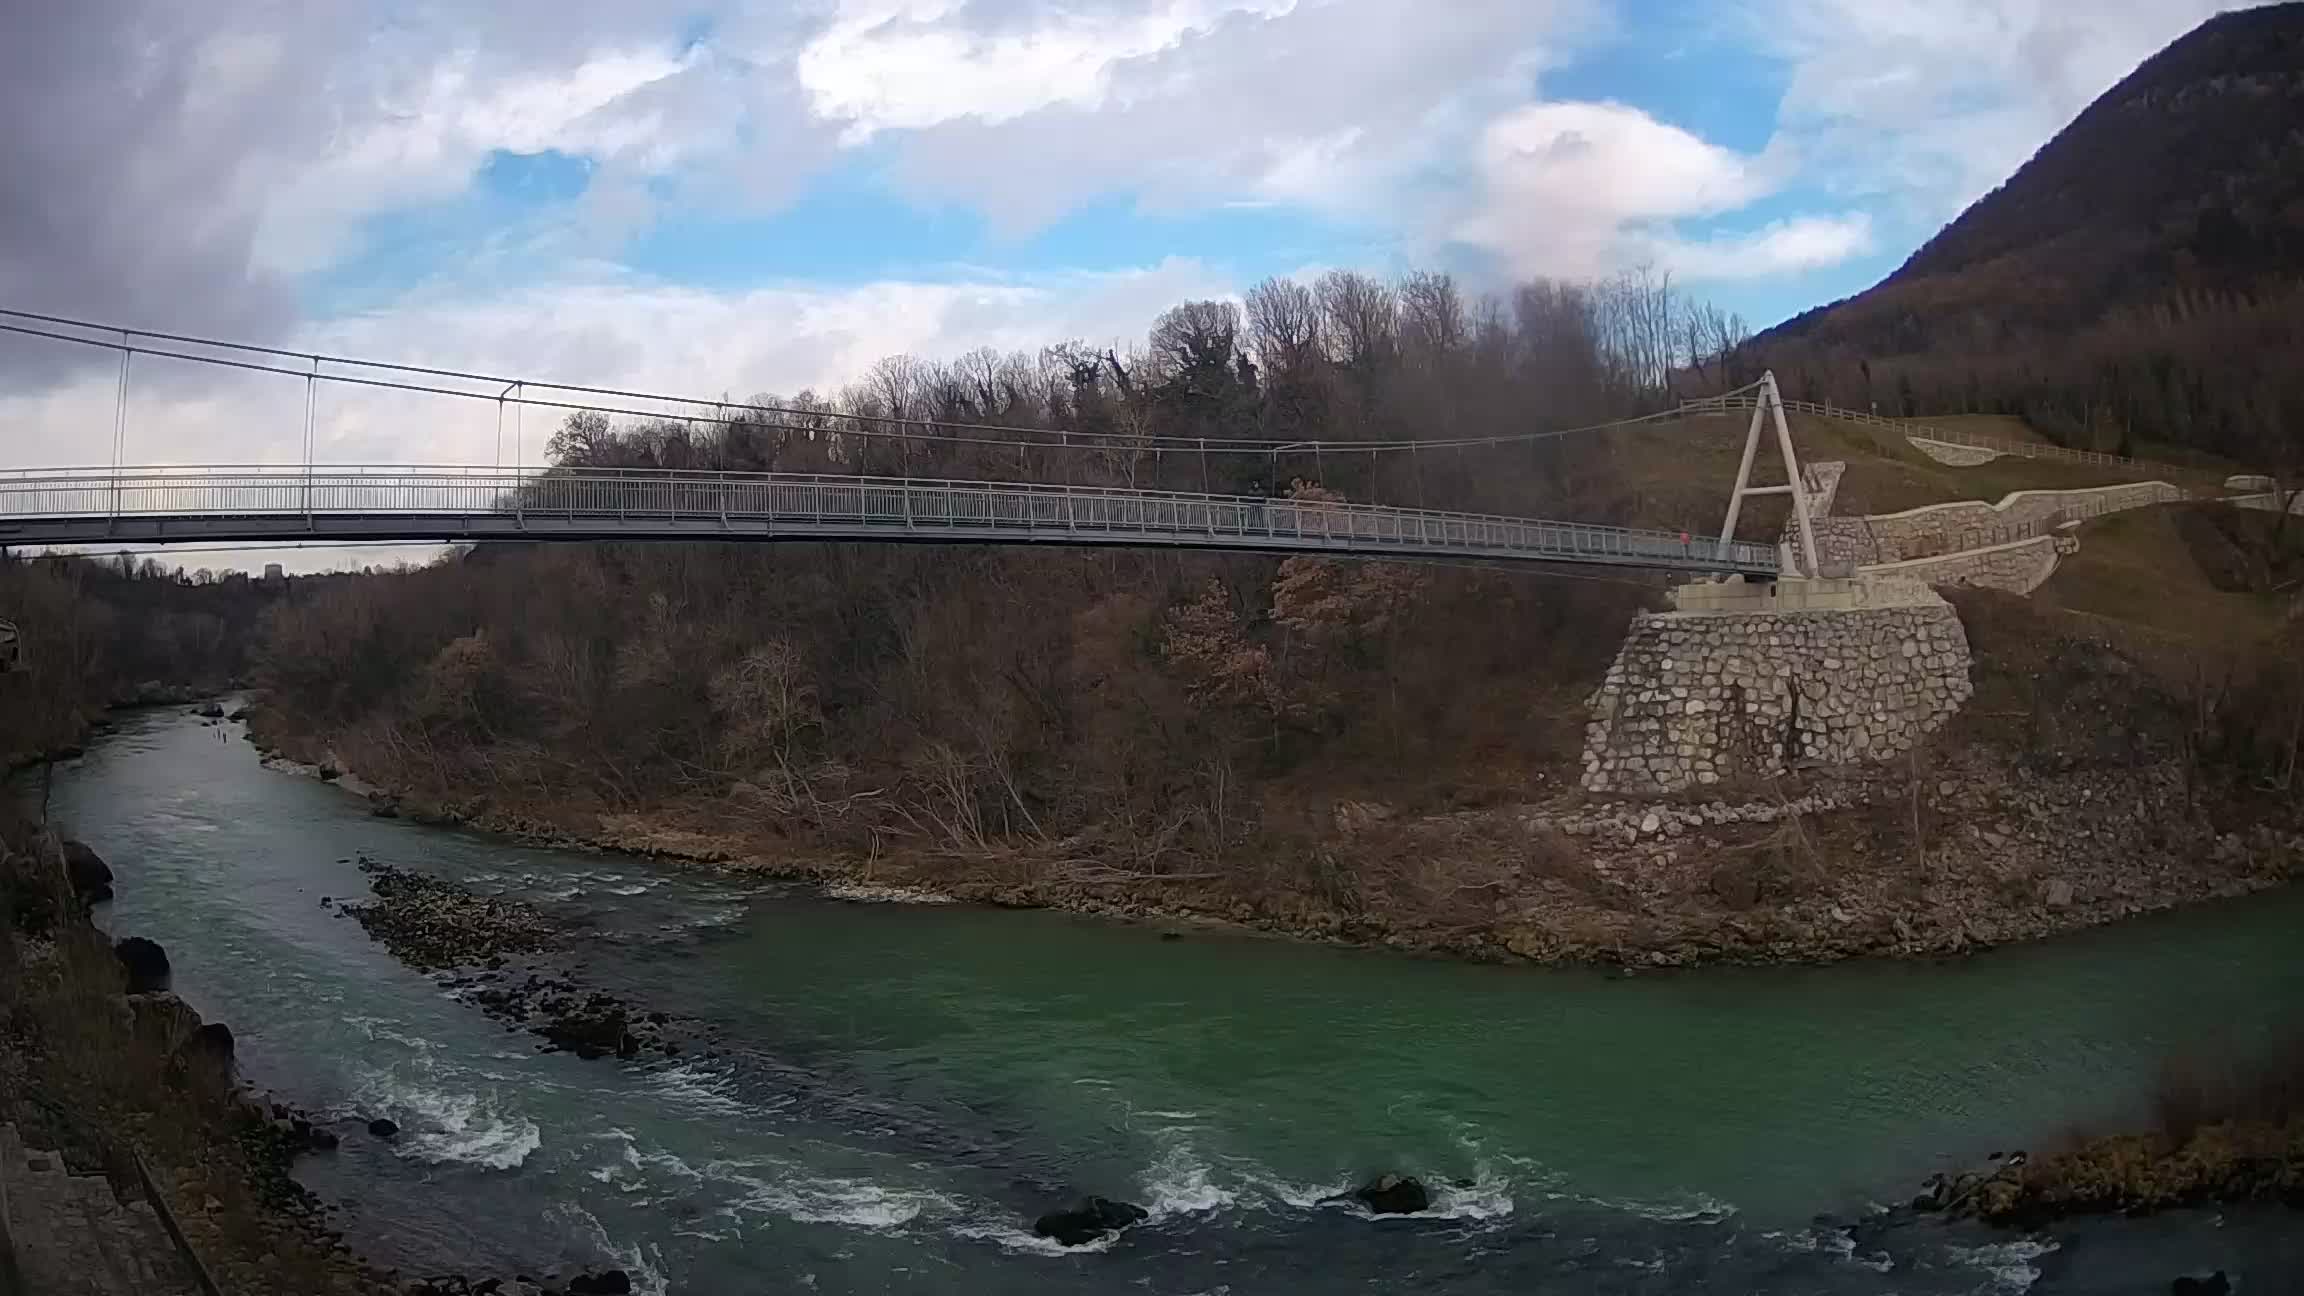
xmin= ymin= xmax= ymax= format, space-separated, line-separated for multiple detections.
xmin=226 ymin=706 xmax=250 ymax=722
xmin=317 ymin=763 xmax=342 ymax=781
xmin=567 ymin=1270 xmax=633 ymax=1295
xmin=367 ymin=1118 xmax=399 ymax=1139
xmin=114 ymin=936 xmax=171 ymax=993
xmin=537 ymin=1006 xmax=631 ymax=1061
xmin=1323 ymin=1173 xmax=1431 ymax=1215
xmin=193 ymin=702 xmax=225 ymax=719
xmin=1033 ymin=1196 xmax=1148 ymax=1246
xmin=62 ymin=839 xmax=113 ymax=903
xmin=2172 ymin=1272 xmax=2231 ymax=1296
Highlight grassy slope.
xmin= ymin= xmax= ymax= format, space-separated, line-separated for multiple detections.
xmin=1624 ymin=406 xmax=2281 ymax=652
xmin=2039 ymin=504 xmax=2301 ymax=647
xmin=1627 ymin=412 xmax=2182 ymax=535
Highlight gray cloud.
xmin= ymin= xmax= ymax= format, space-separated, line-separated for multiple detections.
xmin=0 ymin=0 xmax=314 ymax=367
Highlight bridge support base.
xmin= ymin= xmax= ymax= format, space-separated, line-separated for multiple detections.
xmin=1581 ymin=580 xmax=1973 ymax=796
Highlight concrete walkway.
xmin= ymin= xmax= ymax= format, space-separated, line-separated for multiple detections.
xmin=0 ymin=1124 xmax=199 ymax=1295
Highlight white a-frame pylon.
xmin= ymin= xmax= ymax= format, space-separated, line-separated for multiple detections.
xmin=1716 ymin=370 xmax=1821 ymax=578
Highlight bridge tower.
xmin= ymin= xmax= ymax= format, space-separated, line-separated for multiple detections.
xmin=1715 ymin=370 xmax=1822 ymax=578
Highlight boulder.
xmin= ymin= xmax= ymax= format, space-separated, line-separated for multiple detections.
xmin=1032 ymin=1196 xmax=1148 ymax=1246
xmin=537 ymin=1007 xmax=629 ymax=1061
xmin=127 ymin=991 xmax=204 ymax=1049
xmin=194 ymin=702 xmax=225 ymax=719
xmin=2172 ymin=1273 xmax=2231 ymax=1296
xmin=567 ymin=1271 xmax=633 ymax=1295
xmin=62 ymin=840 xmax=113 ymax=903
xmin=114 ymin=936 xmax=172 ymax=993
xmin=368 ymin=1118 xmax=400 ymax=1139
xmin=1323 ymin=1174 xmax=1431 ymax=1215
xmin=318 ymin=763 xmax=343 ymax=781
xmin=226 ymin=707 xmax=250 ymax=722
xmin=182 ymin=1021 xmax=236 ymax=1068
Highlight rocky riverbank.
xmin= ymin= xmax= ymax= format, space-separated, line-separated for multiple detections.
xmin=1959 ymin=1118 xmax=2304 ymax=1227
xmin=249 ymin=697 xmax=2302 ymax=972
xmin=333 ymin=859 xmax=695 ymax=1062
xmin=2 ymin=820 xmax=668 ymax=1296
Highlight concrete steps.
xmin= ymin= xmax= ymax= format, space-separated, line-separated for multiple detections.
xmin=1 ymin=1122 xmax=200 ymax=1295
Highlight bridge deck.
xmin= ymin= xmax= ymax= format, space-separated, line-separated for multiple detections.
xmin=0 ymin=467 xmax=1779 ymax=575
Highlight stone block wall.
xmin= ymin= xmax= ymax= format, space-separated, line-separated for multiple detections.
xmin=1582 ymin=595 xmax=1973 ymax=795
xmin=1910 ymin=438 xmax=2006 ymax=466
xmin=1853 ymin=481 xmax=2184 ymax=563
xmin=1860 ymin=535 xmax=2066 ymax=596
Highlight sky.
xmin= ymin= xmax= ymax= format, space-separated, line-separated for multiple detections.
xmin=0 ymin=0 xmax=2240 ymax=570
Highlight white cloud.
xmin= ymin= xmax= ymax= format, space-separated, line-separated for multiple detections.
xmin=1452 ymin=101 xmax=1784 ymax=279
xmin=798 ymin=0 xmax=1296 ymax=137
xmin=1648 ymin=213 xmax=1876 ymax=280
xmin=1759 ymin=0 xmax=2231 ymax=220
xmin=878 ymin=0 xmax=1603 ymax=235
xmin=255 ymin=46 xmax=699 ymax=273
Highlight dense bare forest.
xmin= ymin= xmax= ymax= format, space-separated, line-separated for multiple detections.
xmin=0 ymin=554 xmax=276 ymax=763
xmin=1756 ymin=4 xmax=2304 ymax=471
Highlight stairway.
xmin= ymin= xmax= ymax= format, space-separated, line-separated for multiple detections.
xmin=0 ymin=1123 xmax=200 ymax=1295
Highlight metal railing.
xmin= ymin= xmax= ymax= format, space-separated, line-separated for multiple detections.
xmin=1679 ymin=393 xmax=2171 ymax=473
xmin=0 ymin=465 xmax=1781 ymax=575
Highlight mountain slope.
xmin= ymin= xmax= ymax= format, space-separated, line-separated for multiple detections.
xmin=1755 ymin=3 xmax=2304 ymax=466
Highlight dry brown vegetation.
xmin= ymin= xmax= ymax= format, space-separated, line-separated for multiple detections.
xmin=0 ymin=552 xmax=277 ymax=764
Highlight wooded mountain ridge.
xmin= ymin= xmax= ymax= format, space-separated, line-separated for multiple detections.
xmin=1754 ymin=3 xmax=2304 ymax=471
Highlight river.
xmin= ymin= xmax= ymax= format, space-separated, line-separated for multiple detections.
xmin=33 ymin=705 xmax=2304 ymax=1293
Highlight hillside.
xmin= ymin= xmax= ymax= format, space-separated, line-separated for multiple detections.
xmin=1754 ymin=3 xmax=2304 ymax=467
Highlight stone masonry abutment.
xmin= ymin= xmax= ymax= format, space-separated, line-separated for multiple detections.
xmin=1581 ymin=580 xmax=1973 ymax=796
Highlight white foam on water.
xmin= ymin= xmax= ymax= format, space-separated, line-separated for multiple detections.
xmin=548 ymin=1201 xmax=670 ymax=1296
xmin=604 ymin=883 xmax=651 ymax=896
xmin=712 ymin=1160 xmax=961 ymax=1230
xmin=1948 ymin=1239 xmax=2059 ymax=1293
xmin=648 ymin=1062 xmax=750 ymax=1117
xmin=1138 ymin=1138 xmax=1237 ymax=1219
xmin=949 ymin=1218 xmax=1119 ymax=1257
xmin=353 ymin=1067 xmax=541 ymax=1171
xmin=342 ymin=1016 xmax=440 ymax=1053
xmin=1553 ymin=1187 xmax=1738 ymax=1226
xmin=1421 ymin=1160 xmax=1519 ymax=1222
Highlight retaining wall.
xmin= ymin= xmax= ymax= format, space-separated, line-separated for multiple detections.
xmin=1837 ymin=481 xmax=2185 ymax=564
xmin=1859 ymin=534 xmax=2075 ymax=596
xmin=1581 ymin=590 xmax=1973 ymax=795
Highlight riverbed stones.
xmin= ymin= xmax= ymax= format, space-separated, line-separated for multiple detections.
xmin=338 ymin=860 xmax=559 ymax=970
xmin=1582 ymin=593 xmax=1974 ymax=796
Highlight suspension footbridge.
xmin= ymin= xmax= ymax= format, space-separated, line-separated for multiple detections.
xmin=0 ymin=310 xmax=1794 ymax=576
